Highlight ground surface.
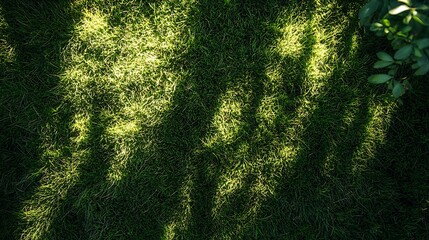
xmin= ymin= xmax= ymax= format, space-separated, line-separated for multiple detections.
xmin=1 ymin=0 xmax=429 ymax=239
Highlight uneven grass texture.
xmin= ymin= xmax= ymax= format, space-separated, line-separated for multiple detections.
xmin=1 ymin=0 xmax=429 ymax=239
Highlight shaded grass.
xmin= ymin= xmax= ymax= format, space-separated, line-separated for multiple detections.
xmin=0 ymin=1 xmax=80 ymax=238
xmin=1 ymin=0 xmax=428 ymax=239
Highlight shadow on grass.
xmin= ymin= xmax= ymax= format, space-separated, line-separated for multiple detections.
xmin=248 ymin=3 xmax=429 ymax=239
xmin=358 ymin=83 xmax=429 ymax=239
xmin=52 ymin=1 xmax=298 ymax=238
xmin=3 ymin=0 xmax=428 ymax=239
xmin=0 ymin=0 xmax=79 ymax=239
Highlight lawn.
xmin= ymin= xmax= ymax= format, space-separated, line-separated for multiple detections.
xmin=1 ymin=0 xmax=428 ymax=239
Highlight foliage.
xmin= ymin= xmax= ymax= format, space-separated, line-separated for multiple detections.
xmin=360 ymin=0 xmax=429 ymax=98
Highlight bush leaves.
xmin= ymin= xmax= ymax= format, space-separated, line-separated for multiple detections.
xmin=359 ymin=0 xmax=381 ymax=26
xmin=415 ymin=38 xmax=429 ymax=49
xmin=361 ymin=0 xmax=429 ymax=99
xmin=377 ymin=51 xmax=394 ymax=61
xmin=368 ymin=74 xmax=392 ymax=84
xmin=389 ymin=5 xmax=410 ymax=15
xmin=392 ymin=80 xmax=405 ymax=98
xmin=415 ymin=64 xmax=429 ymax=75
xmin=413 ymin=12 xmax=429 ymax=25
xmin=394 ymin=44 xmax=413 ymax=59
xmin=374 ymin=60 xmax=394 ymax=68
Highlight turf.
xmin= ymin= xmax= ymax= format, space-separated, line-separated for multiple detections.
xmin=1 ymin=0 xmax=428 ymax=239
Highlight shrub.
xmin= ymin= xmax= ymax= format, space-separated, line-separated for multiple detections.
xmin=359 ymin=0 xmax=429 ymax=98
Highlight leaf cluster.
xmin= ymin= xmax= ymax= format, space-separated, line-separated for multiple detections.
xmin=360 ymin=0 xmax=429 ymax=98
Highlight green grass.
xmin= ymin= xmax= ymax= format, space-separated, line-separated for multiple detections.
xmin=1 ymin=0 xmax=429 ymax=239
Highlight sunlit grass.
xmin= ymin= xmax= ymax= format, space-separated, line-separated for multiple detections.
xmin=19 ymin=1 xmax=195 ymax=239
xmin=202 ymin=2 xmax=380 ymax=238
xmin=2 ymin=0 xmax=428 ymax=239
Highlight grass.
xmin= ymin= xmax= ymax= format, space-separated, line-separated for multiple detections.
xmin=1 ymin=0 xmax=428 ymax=239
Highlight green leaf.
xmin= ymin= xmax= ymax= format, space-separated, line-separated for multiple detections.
xmin=370 ymin=22 xmax=384 ymax=31
xmin=381 ymin=18 xmax=391 ymax=26
xmin=404 ymin=14 xmax=412 ymax=24
xmin=389 ymin=5 xmax=410 ymax=15
xmin=414 ymin=47 xmax=423 ymax=57
xmin=396 ymin=31 xmax=408 ymax=38
xmin=398 ymin=0 xmax=411 ymax=6
xmin=368 ymin=74 xmax=393 ymax=84
xmin=392 ymin=80 xmax=405 ymax=98
xmin=416 ymin=5 xmax=429 ymax=11
xmin=374 ymin=60 xmax=394 ymax=68
xmin=415 ymin=38 xmax=429 ymax=49
xmin=394 ymin=45 xmax=413 ymax=60
xmin=376 ymin=51 xmax=394 ymax=61
xmin=415 ymin=56 xmax=429 ymax=72
xmin=415 ymin=64 xmax=429 ymax=75
xmin=359 ymin=0 xmax=381 ymax=25
xmin=413 ymin=12 xmax=429 ymax=25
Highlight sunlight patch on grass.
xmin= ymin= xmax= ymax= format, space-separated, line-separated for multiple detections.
xmin=162 ymin=175 xmax=194 ymax=240
xmin=305 ymin=3 xmax=348 ymax=96
xmin=203 ymin=87 xmax=245 ymax=148
xmin=275 ymin=13 xmax=308 ymax=59
xmin=20 ymin=111 xmax=92 ymax=239
xmin=0 ymin=8 xmax=15 ymax=64
xmin=70 ymin=112 xmax=91 ymax=146
xmin=351 ymin=101 xmax=397 ymax=174
xmin=78 ymin=9 xmax=109 ymax=40
xmin=19 ymin=1 xmax=195 ymax=238
xmin=208 ymin=3 xmax=364 ymax=237
xmin=321 ymin=97 xmax=363 ymax=174
xmin=105 ymin=120 xmax=140 ymax=183
xmin=257 ymin=95 xmax=282 ymax=126
xmin=350 ymin=33 xmax=361 ymax=57
xmin=60 ymin=0 xmax=194 ymax=185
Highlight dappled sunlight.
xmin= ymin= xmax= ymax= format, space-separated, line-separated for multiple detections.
xmin=70 ymin=112 xmax=91 ymax=146
xmin=275 ymin=12 xmax=309 ymax=59
xmin=105 ymin=120 xmax=140 ymax=183
xmin=20 ymin=112 xmax=91 ymax=240
xmin=204 ymin=1 xmax=381 ymax=237
xmin=7 ymin=0 xmax=422 ymax=238
xmin=305 ymin=4 xmax=352 ymax=96
xmin=350 ymin=102 xmax=397 ymax=175
xmin=19 ymin=1 xmax=195 ymax=238
xmin=0 ymin=7 xmax=15 ymax=64
xmin=203 ymin=87 xmax=246 ymax=148
xmin=162 ymin=174 xmax=194 ymax=240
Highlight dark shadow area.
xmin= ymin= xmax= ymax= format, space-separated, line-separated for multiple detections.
xmin=0 ymin=0 xmax=79 ymax=239
xmin=359 ymin=82 xmax=429 ymax=239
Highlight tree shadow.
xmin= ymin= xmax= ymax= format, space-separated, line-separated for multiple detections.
xmin=6 ymin=0 xmax=427 ymax=239
xmin=359 ymin=82 xmax=429 ymax=239
xmin=246 ymin=1 xmax=429 ymax=239
xmin=0 ymin=0 xmax=79 ymax=238
xmin=47 ymin=0 xmax=313 ymax=239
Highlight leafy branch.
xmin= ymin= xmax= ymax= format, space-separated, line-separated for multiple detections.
xmin=360 ymin=0 xmax=429 ymax=98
